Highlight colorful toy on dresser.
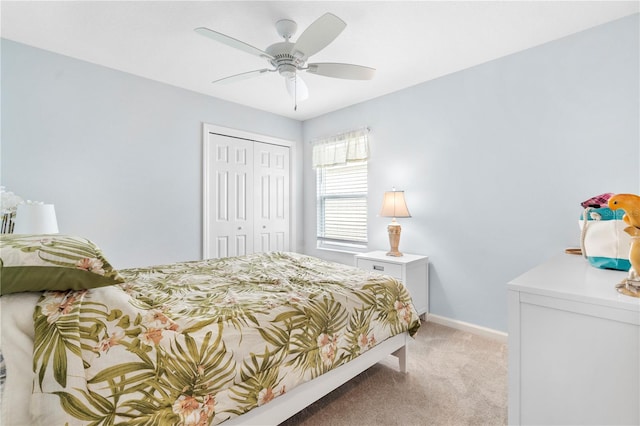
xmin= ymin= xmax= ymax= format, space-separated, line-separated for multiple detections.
xmin=608 ymin=193 xmax=640 ymax=297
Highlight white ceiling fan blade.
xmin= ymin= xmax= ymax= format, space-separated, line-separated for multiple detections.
xmin=213 ymin=69 xmax=274 ymax=84
xmin=285 ymin=75 xmax=309 ymax=101
xmin=306 ymin=63 xmax=376 ymax=80
xmin=293 ymin=13 xmax=346 ymax=59
xmin=195 ymin=27 xmax=274 ymax=60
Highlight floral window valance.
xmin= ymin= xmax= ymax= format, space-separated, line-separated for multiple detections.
xmin=312 ymin=128 xmax=369 ymax=169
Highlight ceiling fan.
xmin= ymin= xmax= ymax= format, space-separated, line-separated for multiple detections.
xmin=194 ymin=13 xmax=375 ymax=105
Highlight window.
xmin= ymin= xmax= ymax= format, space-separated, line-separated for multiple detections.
xmin=313 ymin=128 xmax=369 ymax=250
xmin=316 ymin=162 xmax=368 ymax=248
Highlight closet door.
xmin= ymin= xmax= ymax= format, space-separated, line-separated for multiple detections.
xmin=204 ymin=134 xmax=254 ymax=258
xmin=254 ymin=142 xmax=290 ymax=252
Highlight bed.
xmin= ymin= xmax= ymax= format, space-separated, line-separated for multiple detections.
xmin=0 ymin=234 xmax=420 ymax=425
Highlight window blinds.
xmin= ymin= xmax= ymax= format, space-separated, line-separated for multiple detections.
xmin=316 ymin=159 xmax=368 ymax=246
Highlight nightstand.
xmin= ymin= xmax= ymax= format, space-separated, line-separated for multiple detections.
xmin=354 ymin=251 xmax=429 ymax=320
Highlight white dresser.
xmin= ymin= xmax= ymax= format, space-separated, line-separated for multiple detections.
xmin=354 ymin=251 xmax=429 ymax=319
xmin=508 ymin=254 xmax=640 ymax=425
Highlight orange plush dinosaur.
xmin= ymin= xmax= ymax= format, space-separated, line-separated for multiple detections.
xmin=609 ymin=194 xmax=640 ymax=289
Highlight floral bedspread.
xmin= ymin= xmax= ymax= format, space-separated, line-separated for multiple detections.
xmin=32 ymin=252 xmax=420 ymax=425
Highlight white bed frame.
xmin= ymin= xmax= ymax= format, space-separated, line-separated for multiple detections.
xmin=224 ymin=332 xmax=409 ymax=425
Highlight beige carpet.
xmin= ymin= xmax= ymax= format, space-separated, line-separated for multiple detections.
xmin=280 ymin=321 xmax=507 ymax=426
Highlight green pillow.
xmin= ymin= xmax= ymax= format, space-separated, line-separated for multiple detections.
xmin=0 ymin=234 xmax=124 ymax=295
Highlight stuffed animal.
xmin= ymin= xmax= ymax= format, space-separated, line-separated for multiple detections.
xmin=609 ymin=194 xmax=640 ymax=292
xmin=608 ymin=193 xmax=640 ymax=228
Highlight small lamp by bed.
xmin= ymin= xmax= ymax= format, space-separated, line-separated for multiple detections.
xmin=380 ymin=189 xmax=411 ymax=257
xmin=13 ymin=203 xmax=59 ymax=234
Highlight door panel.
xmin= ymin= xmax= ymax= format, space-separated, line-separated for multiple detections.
xmin=254 ymin=142 xmax=289 ymax=252
xmin=205 ymin=134 xmax=254 ymax=258
xmin=216 ymin=237 xmax=228 ymax=259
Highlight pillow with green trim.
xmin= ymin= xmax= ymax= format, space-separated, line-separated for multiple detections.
xmin=0 ymin=234 xmax=124 ymax=295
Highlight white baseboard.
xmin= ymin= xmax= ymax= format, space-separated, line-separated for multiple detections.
xmin=426 ymin=313 xmax=508 ymax=343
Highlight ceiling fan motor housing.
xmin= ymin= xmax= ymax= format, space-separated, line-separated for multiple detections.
xmin=266 ymin=42 xmax=306 ymax=77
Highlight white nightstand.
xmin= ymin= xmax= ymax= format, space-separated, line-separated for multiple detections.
xmin=354 ymin=251 xmax=429 ymax=320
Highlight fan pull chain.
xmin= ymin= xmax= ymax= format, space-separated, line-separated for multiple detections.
xmin=294 ymin=75 xmax=298 ymax=111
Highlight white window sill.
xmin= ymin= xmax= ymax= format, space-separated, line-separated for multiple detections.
xmin=316 ymin=244 xmax=369 ymax=255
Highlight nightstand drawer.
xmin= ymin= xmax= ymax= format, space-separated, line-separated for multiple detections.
xmin=355 ymin=251 xmax=429 ymax=318
xmin=356 ymin=259 xmax=403 ymax=279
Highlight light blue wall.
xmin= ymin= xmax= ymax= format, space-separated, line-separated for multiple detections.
xmin=2 ymin=15 xmax=638 ymax=332
xmin=302 ymin=14 xmax=640 ymax=332
xmin=1 ymin=39 xmax=303 ymax=268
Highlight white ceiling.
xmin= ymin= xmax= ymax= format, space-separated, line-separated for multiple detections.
xmin=2 ymin=1 xmax=638 ymax=121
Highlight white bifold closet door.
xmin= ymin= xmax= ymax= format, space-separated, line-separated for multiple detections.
xmin=205 ymin=133 xmax=290 ymax=259
xmin=253 ymin=142 xmax=290 ymax=253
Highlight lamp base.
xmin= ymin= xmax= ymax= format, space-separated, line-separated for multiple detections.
xmin=386 ymin=221 xmax=403 ymax=257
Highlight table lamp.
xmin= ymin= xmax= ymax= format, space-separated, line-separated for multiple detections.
xmin=13 ymin=203 xmax=59 ymax=234
xmin=379 ymin=190 xmax=411 ymax=256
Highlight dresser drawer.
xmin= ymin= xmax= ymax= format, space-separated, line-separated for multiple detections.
xmin=356 ymin=259 xmax=403 ymax=280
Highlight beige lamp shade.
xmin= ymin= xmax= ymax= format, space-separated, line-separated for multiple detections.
xmin=13 ymin=204 xmax=59 ymax=234
xmin=379 ymin=190 xmax=411 ymax=218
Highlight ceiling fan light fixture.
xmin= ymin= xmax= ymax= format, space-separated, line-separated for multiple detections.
xmin=285 ymin=74 xmax=309 ymax=101
xmin=279 ymin=64 xmax=297 ymax=78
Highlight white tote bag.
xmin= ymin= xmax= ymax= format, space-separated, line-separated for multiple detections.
xmin=579 ymin=207 xmax=632 ymax=270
